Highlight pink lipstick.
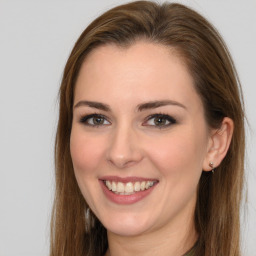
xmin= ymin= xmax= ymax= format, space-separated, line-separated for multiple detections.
xmin=99 ymin=176 xmax=158 ymax=205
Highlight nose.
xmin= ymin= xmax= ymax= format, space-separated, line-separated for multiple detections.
xmin=106 ymin=124 xmax=143 ymax=169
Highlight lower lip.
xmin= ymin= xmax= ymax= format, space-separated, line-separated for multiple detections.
xmin=99 ymin=180 xmax=157 ymax=205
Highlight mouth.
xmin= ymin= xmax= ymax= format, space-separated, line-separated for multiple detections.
xmin=99 ymin=176 xmax=159 ymax=204
xmin=102 ymin=180 xmax=157 ymax=195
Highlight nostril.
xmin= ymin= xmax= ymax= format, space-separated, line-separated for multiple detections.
xmin=107 ymin=157 xmax=136 ymax=169
xmin=106 ymin=129 xmax=144 ymax=168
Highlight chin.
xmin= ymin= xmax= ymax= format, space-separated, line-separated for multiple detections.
xmin=101 ymin=213 xmax=152 ymax=237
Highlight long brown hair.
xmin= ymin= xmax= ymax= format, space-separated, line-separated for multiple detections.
xmin=50 ymin=1 xmax=245 ymax=256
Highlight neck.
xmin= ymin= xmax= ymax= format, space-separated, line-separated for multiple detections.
xmin=105 ymin=214 xmax=197 ymax=256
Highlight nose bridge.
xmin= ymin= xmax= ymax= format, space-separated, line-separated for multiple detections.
xmin=106 ymin=121 xmax=142 ymax=168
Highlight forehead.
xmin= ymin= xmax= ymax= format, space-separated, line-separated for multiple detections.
xmin=74 ymin=41 xmax=202 ymax=112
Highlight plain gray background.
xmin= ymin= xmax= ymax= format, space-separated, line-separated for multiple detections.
xmin=0 ymin=0 xmax=255 ymax=255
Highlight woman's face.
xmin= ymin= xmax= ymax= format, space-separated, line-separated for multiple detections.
xmin=70 ymin=41 xmax=212 ymax=237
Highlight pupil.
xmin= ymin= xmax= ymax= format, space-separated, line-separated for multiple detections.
xmin=154 ymin=117 xmax=166 ymax=125
xmin=93 ymin=117 xmax=103 ymax=124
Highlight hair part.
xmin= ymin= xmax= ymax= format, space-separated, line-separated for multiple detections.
xmin=51 ymin=1 xmax=245 ymax=256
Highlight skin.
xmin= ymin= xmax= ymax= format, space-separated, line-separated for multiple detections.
xmin=70 ymin=41 xmax=233 ymax=256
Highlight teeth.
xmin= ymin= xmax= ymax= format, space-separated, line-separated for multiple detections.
xmin=112 ymin=181 xmax=117 ymax=192
xmin=140 ymin=181 xmax=146 ymax=191
xmin=104 ymin=180 xmax=156 ymax=194
xmin=125 ymin=182 xmax=133 ymax=193
xmin=134 ymin=182 xmax=141 ymax=192
xmin=117 ymin=182 xmax=125 ymax=193
xmin=106 ymin=180 xmax=112 ymax=190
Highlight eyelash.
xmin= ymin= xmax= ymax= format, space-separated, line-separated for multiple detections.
xmin=79 ymin=113 xmax=177 ymax=129
xmin=144 ymin=113 xmax=176 ymax=128
xmin=79 ymin=113 xmax=110 ymax=127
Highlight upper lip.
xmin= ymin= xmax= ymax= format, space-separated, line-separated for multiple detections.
xmin=99 ymin=176 xmax=158 ymax=183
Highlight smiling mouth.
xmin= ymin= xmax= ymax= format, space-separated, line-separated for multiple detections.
xmin=102 ymin=180 xmax=158 ymax=195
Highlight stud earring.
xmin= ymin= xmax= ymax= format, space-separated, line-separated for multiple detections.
xmin=209 ymin=161 xmax=215 ymax=174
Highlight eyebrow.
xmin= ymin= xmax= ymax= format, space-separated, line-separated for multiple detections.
xmin=74 ymin=100 xmax=111 ymax=111
xmin=73 ymin=100 xmax=187 ymax=111
xmin=137 ymin=100 xmax=187 ymax=111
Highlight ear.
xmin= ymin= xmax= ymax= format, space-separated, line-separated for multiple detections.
xmin=203 ymin=117 xmax=234 ymax=171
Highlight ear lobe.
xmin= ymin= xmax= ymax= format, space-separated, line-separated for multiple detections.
xmin=203 ymin=117 xmax=234 ymax=171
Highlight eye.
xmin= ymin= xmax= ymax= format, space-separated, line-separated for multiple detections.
xmin=143 ymin=114 xmax=176 ymax=128
xmin=80 ymin=114 xmax=111 ymax=127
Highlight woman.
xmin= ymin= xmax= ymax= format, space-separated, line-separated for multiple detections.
xmin=50 ymin=1 xmax=245 ymax=256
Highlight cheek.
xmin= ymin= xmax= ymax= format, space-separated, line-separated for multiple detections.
xmin=146 ymin=129 xmax=207 ymax=178
xmin=70 ymin=128 xmax=106 ymax=175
